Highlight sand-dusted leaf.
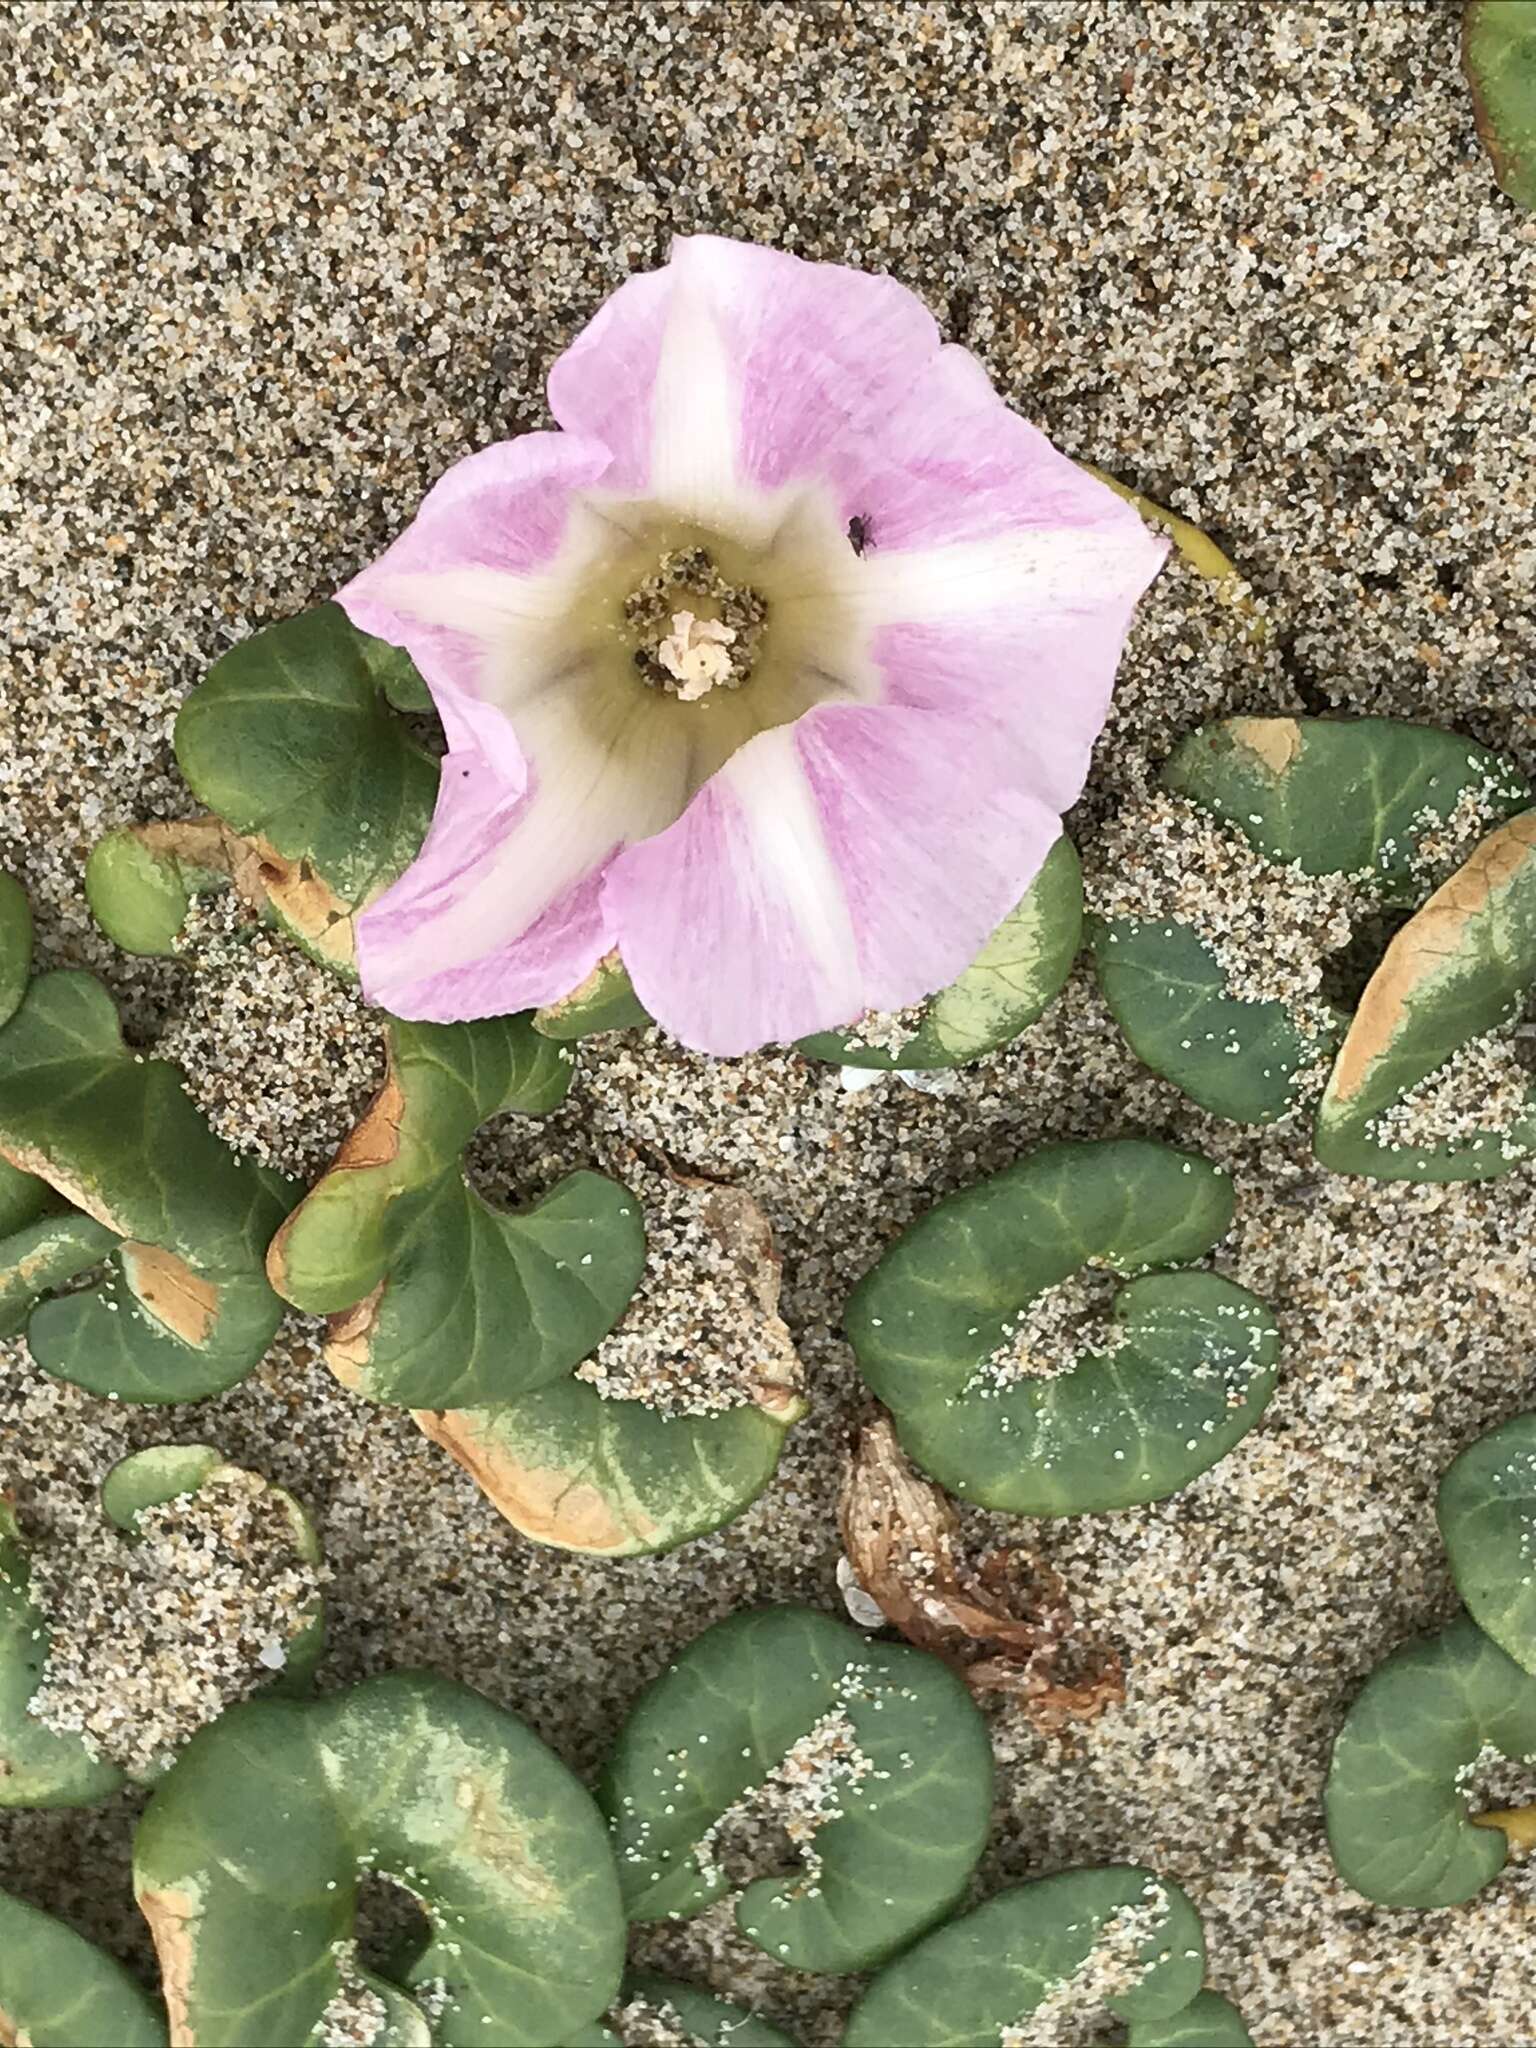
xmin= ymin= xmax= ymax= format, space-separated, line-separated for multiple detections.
xmin=577 ymin=1974 xmax=797 ymax=2048
xmin=418 ymin=1175 xmax=805 ymax=1558
xmin=801 ymin=837 xmax=1083 ymax=1070
xmin=841 ymin=1866 xmax=1206 ymax=2048
xmin=267 ymin=1012 xmax=639 ymax=1411
xmin=1126 ymin=1989 xmax=1254 ymax=2047
xmin=0 ymin=971 xmax=295 ymax=1401
xmin=1 ymin=1448 xmax=325 ymax=1806
xmin=1324 ymin=1612 xmax=1536 ymax=1907
xmin=0 ymin=1502 xmax=124 ymax=1807
xmin=601 ymin=1605 xmax=992 ymax=1973
xmin=1315 ymin=812 xmax=1536 ymax=1182
xmin=1091 ymin=718 xmax=1531 ymax=1125
xmin=1439 ymin=1414 xmax=1536 ymax=1674
xmin=134 ymin=1672 xmax=624 ymax=2048
xmin=173 ymin=602 xmax=439 ymax=969
xmin=1465 ymin=0 xmax=1536 ymax=211
xmin=0 ymin=1888 xmax=166 ymax=2047
xmin=846 ymin=1140 xmax=1277 ymax=1515
xmin=534 ymin=951 xmax=652 ymax=1041
xmin=839 ymin=1413 xmax=1124 ymax=1728
xmin=100 ymin=1444 xmax=326 ymax=1693
xmin=0 ymin=871 xmax=32 ymax=1030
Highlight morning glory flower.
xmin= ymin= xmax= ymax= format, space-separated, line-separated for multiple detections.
xmin=339 ymin=235 xmax=1166 ymax=1055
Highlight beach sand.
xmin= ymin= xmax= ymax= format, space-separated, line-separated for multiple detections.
xmin=3 ymin=3 xmax=1535 ymax=2041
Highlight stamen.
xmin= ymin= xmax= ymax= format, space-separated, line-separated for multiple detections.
xmin=656 ymin=610 xmax=738 ymax=701
xmin=624 ymin=545 xmax=768 ymax=699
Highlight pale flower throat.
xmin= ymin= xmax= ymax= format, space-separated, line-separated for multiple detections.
xmin=623 ymin=545 xmax=769 ymax=701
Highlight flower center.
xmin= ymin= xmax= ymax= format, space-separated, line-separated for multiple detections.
xmin=623 ymin=546 xmax=769 ymax=702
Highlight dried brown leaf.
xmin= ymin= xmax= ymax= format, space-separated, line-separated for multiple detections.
xmin=838 ymin=1413 xmax=1124 ymax=1733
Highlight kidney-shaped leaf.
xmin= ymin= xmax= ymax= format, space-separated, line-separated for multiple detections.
xmin=1092 ymin=718 xmax=1531 ymax=1126
xmin=1324 ymin=1612 xmax=1536 ymax=1907
xmin=268 ymin=1010 xmax=642 ymax=1410
xmin=173 ymin=602 xmax=439 ymax=971
xmin=0 ymin=972 xmax=295 ymax=1401
xmin=841 ymin=1866 xmax=1206 ymax=2048
xmin=846 ymin=1140 xmax=1278 ymax=1515
xmin=134 ymin=1671 xmax=624 ymax=2048
xmin=601 ymin=1606 xmax=993 ymax=1973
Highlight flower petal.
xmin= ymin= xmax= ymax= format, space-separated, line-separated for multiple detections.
xmin=357 ymin=674 xmax=688 ymax=1021
xmin=547 ymin=234 xmax=944 ymax=531
xmin=338 ymin=430 xmax=614 ymax=782
xmin=605 ymin=707 xmax=1061 ymax=1056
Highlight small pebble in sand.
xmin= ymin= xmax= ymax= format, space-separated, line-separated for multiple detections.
xmin=26 ymin=1467 xmax=326 ymax=1781
xmin=156 ymin=891 xmax=386 ymax=1181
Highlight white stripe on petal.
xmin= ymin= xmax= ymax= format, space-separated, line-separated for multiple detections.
xmin=647 ymin=267 xmax=756 ymax=538
xmin=410 ymin=681 xmax=689 ymax=974
xmin=720 ymin=728 xmax=862 ymax=1020
xmin=849 ymin=527 xmax=1156 ymax=624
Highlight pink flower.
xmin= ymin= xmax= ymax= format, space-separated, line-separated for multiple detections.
xmin=340 ymin=236 xmax=1165 ymax=1056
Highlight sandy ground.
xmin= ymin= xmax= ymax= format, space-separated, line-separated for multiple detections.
xmin=3 ymin=2 xmax=1536 ymax=2042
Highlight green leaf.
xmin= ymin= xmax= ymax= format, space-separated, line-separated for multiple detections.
xmin=0 ymin=1503 xmax=125 ymax=1807
xmin=269 ymin=1012 xmax=639 ymax=1412
xmin=1092 ymin=717 xmax=1531 ymax=1126
xmin=1315 ymin=812 xmax=1536 ymax=1182
xmin=801 ymin=837 xmax=1083 ymax=1070
xmin=133 ymin=1671 xmax=625 ymax=2048
xmin=0 ymin=1888 xmax=166 ymax=2047
xmin=1092 ymin=918 xmax=1341 ymax=1126
xmin=85 ymin=825 xmax=210 ymax=957
xmin=0 ymin=971 xmax=296 ymax=1401
xmin=1126 ymin=1991 xmax=1254 ymax=2047
xmin=1439 ymin=1414 xmax=1536 ymax=1673
xmin=841 ymin=1866 xmax=1207 ymax=2048
xmin=0 ymin=1207 xmax=118 ymax=1339
xmin=1324 ymin=1612 xmax=1536 ymax=1907
xmin=575 ymin=1974 xmax=797 ymax=2048
xmin=1465 ymin=0 xmax=1536 ymax=211
xmin=601 ymin=1605 xmax=993 ymax=1973
xmin=418 ymin=1379 xmax=797 ymax=1560
xmin=0 ymin=1154 xmax=57 ymax=1237
xmin=0 ymin=870 xmax=33 ymax=1030
xmin=174 ymin=603 xmax=438 ymax=969
xmin=534 ymin=953 xmax=653 ymax=1041
xmin=846 ymin=1140 xmax=1278 ymax=1515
